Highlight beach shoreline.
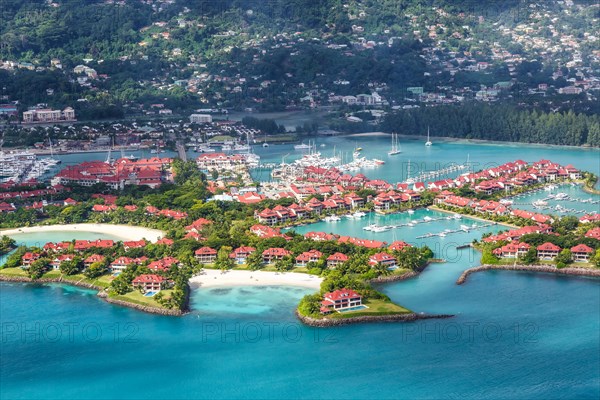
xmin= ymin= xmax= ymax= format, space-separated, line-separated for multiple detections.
xmin=0 ymin=223 xmax=165 ymax=242
xmin=189 ymin=269 xmax=323 ymax=289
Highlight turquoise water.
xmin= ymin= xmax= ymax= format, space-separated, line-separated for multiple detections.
xmin=250 ymin=135 xmax=600 ymax=183
xmin=508 ymin=184 xmax=600 ymax=216
xmin=1 ymin=141 xmax=600 ymax=399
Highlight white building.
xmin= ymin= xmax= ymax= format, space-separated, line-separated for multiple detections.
xmin=190 ymin=114 xmax=212 ymax=124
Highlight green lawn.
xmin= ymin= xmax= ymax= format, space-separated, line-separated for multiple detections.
xmin=0 ymin=267 xmax=28 ymax=277
xmin=110 ymin=289 xmax=174 ymax=309
xmin=328 ymin=298 xmax=411 ymax=319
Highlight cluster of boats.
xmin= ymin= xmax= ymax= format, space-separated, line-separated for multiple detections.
xmin=361 ymin=213 xmax=463 ymax=233
xmin=416 ymin=222 xmax=495 ymax=238
xmin=322 ymin=211 xmax=367 ymax=222
xmin=530 ymin=191 xmax=599 ymax=213
xmin=0 ymin=151 xmax=61 ymax=183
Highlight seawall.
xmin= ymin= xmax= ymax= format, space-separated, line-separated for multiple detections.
xmin=296 ymin=311 xmax=454 ymax=327
xmin=457 ymin=264 xmax=600 ymax=285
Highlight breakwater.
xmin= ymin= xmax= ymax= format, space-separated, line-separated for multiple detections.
xmin=296 ymin=311 xmax=454 ymax=327
xmin=457 ymin=264 xmax=600 ymax=285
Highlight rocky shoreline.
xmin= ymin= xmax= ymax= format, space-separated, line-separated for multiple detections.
xmin=370 ymin=270 xmax=419 ymax=284
xmin=97 ymin=292 xmax=184 ymax=316
xmin=296 ymin=311 xmax=454 ymax=327
xmin=457 ymin=264 xmax=600 ymax=285
xmin=0 ymin=274 xmax=184 ymax=316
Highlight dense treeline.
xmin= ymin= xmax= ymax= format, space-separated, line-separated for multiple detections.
xmin=382 ymin=104 xmax=600 ymax=147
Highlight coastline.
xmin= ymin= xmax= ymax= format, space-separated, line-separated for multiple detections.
xmin=189 ymin=269 xmax=323 ymax=289
xmin=457 ymin=264 xmax=600 ymax=285
xmin=0 ymin=223 xmax=165 ymax=242
xmin=339 ymin=131 xmax=600 ymax=150
xmin=428 ymin=206 xmax=518 ymax=229
xmin=296 ymin=311 xmax=454 ymax=327
xmin=0 ymin=274 xmax=183 ymax=316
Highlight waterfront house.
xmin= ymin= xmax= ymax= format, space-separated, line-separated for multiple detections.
xmin=492 ymin=242 xmax=531 ymax=258
xmin=84 ymin=254 xmax=105 ymax=268
xmin=321 ymin=288 xmax=363 ymax=312
xmin=194 ymin=247 xmax=218 ymax=264
xmin=50 ymin=254 xmax=76 ymax=269
xmin=570 ymin=244 xmax=594 ymax=262
xmin=585 ymin=227 xmax=600 ymax=240
xmin=110 ymin=256 xmax=135 ymax=273
xmin=229 ymin=246 xmax=256 ymax=264
xmin=369 ymin=252 xmax=397 ymax=268
xmin=262 ymin=248 xmax=292 ymax=264
xmin=537 ymin=242 xmax=561 ymax=260
xmin=21 ymin=252 xmax=41 ymax=267
xmin=295 ymin=250 xmax=323 ymax=267
xmin=389 ymin=241 xmax=412 ymax=252
xmin=132 ymin=274 xmax=166 ymax=293
xmin=148 ymin=257 xmax=179 ymax=272
xmin=123 ymin=240 xmax=146 ymax=250
xmin=326 ymin=252 xmax=349 ymax=268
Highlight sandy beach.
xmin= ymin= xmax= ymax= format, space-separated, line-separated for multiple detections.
xmin=0 ymin=224 xmax=164 ymax=242
xmin=189 ymin=269 xmax=322 ymax=289
xmin=346 ymin=131 xmax=388 ymax=137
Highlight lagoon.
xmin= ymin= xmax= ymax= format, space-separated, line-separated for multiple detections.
xmin=1 ymin=139 xmax=600 ymax=399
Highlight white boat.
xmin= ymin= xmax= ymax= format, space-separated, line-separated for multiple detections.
xmin=353 ymin=211 xmax=367 ymax=218
xmin=500 ymin=199 xmax=513 ymax=205
xmin=425 ymin=126 xmax=432 ymax=146
xmin=320 ymin=144 xmax=326 ymax=148
xmin=423 ymin=216 xmax=432 ymax=222
xmin=294 ymin=143 xmax=312 ymax=150
xmin=388 ymin=133 xmax=401 ymax=156
xmin=407 ymin=209 xmax=415 ymax=215
xmin=460 ymin=224 xmax=470 ymax=231
xmin=262 ymin=143 xmax=269 ymax=147
xmin=453 ymin=214 xmax=461 ymax=219
xmin=233 ymin=144 xmax=250 ymax=151
xmin=371 ymin=226 xmax=391 ymax=232
xmin=324 ymin=215 xmax=341 ymax=222
xmin=363 ymin=223 xmax=378 ymax=231
xmin=533 ymin=200 xmax=548 ymax=208
xmin=438 ymin=232 xmax=446 ymax=237
xmin=555 ymin=193 xmax=569 ymax=200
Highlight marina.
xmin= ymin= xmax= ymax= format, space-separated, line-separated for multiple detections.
xmin=0 ymin=151 xmax=61 ymax=183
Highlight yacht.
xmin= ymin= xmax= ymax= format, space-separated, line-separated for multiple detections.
xmin=363 ymin=223 xmax=378 ymax=231
xmin=294 ymin=143 xmax=312 ymax=150
xmin=500 ymin=199 xmax=513 ymax=205
xmin=324 ymin=215 xmax=341 ymax=222
xmin=262 ymin=142 xmax=269 ymax=148
xmin=407 ymin=209 xmax=415 ymax=215
xmin=533 ymin=199 xmax=548 ymax=208
xmin=371 ymin=226 xmax=391 ymax=233
xmin=352 ymin=211 xmax=367 ymax=218
xmin=233 ymin=143 xmax=250 ymax=152
xmin=423 ymin=216 xmax=433 ymax=222
xmin=555 ymin=193 xmax=569 ymax=200
xmin=388 ymin=133 xmax=401 ymax=156
xmin=425 ymin=126 xmax=432 ymax=146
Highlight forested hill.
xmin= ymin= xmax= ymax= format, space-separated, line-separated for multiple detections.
xmin=0 ymin=1 xmax=598 ymax=147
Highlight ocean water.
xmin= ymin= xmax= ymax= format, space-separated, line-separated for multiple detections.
xmin=1 ymin=140 xmax=599 ymax=399
xmin=250 ymin=135 xmax=600 ymax=183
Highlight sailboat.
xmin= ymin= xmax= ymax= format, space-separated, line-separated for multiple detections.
xmin=405 ymin=160 xmax=415 ymax=184
xmin=388 ymin=133 xmax=401 ymax=156
xmin=425 ymin=126 xmax=432 ymax=146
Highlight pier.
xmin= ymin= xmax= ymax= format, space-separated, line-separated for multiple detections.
xmin=404 ymin=163 xmax=466 ymax=184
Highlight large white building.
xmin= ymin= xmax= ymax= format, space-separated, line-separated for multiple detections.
xmin=190 ymin=114 xmax=212 ymax=124
xmin=23 ymin=107 xmax=76 ymax=123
